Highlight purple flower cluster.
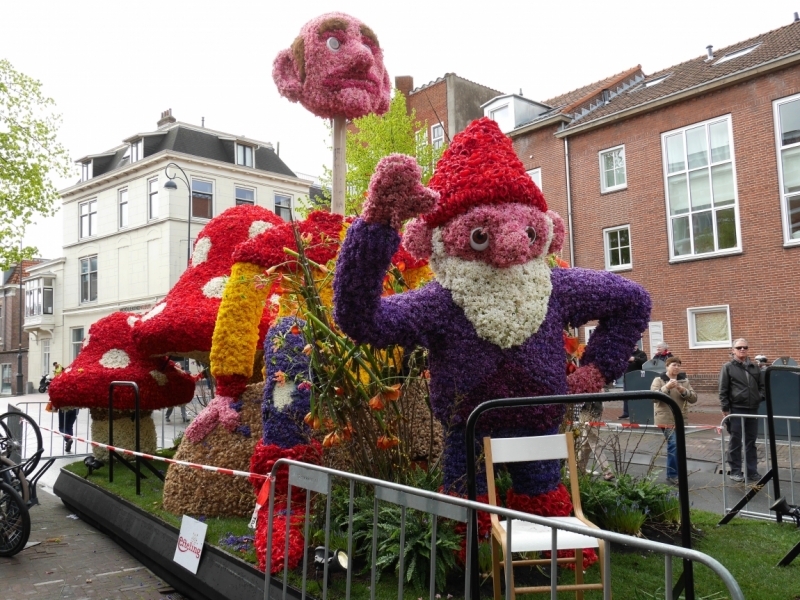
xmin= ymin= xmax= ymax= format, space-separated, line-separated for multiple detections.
xmin=236 ymin=425 xmax=252 ymax=438
xmin=219 ymin=532 xmax=254 ymax=553
xmin=261 ymin=318 xmax=312 ymax=449
xmin=334 ymin=219 xmax=651 ymax=494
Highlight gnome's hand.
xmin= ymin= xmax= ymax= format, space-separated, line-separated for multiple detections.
xmin=362 ymin=154 xmax=438 ymax=230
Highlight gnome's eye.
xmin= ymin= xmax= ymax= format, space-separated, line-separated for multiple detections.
xmin=526 ymin=226 xmax=537 ymax=245
xmin=326 ymin=37 xmax=341 ymax=52
xmin=470 ymin=228 xmax=490 ymax=251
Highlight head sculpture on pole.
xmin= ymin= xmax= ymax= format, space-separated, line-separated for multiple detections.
xmin=273 ymin=12 xmax=391 ymax=120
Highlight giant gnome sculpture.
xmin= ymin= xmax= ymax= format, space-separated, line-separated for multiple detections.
xmin=333 ymin=118 xmax=652 ymax=560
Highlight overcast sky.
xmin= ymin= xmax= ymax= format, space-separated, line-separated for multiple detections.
xmin=2 ymin=0 xmax=796 ymax=259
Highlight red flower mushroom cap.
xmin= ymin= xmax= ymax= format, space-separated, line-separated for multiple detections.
xmin=49 ymin=312 xmax=196 ymax=411
xmin=132 ymin=205 xmax=285 ymax=360
xmin=423 ymin=117 xmax=547 ymax=229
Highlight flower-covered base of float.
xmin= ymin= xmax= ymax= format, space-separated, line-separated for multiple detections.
xmin=162 ymin=382 xmax=263 ymax=518
xmin=89 ymin=408 xmax=157 ymax=461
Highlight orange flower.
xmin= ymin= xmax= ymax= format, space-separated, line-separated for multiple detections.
xmin=563 ymin=333 xmax=581 ymax=357
xmin=369 ymin=394 xmax=385 ymax=411
xmin=376 ymin=434 xmax=399 ymax=450
xmin=304 ymin=412 xmax=321 ymax=430
xmin=273 ymin=370 xmax=286 ymax=386
xmin=555 ymin=257 xmax=570 ymax=268
xmin=324 ymin=418 xmax=335 ymax=430
xmin=323 ymin=432 xmax=341 ymax=447
xmin=381 ymin=384 xmax=402 ymax=402
xmin=334 ymin=386 xmax=344 ymax=396
xmin=302 ymin=344 xmax=313 ymax=355
xmin=396 ymin=261 xmax=406 ymax=272
xmin=291 ymin=324 xmax=301 ymax=335
xmin=421 ymin=370 xmax=431 ymax=380
xmin=341 ymin=423 xmax=354 ymax=441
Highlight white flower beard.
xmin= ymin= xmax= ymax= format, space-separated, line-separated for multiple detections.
xmin=429 ymin=230 xmax=553 ymax=349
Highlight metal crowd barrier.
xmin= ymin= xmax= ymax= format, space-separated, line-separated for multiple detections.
xmin=262 ymin=458 xmax=744 ymax=600
xmin=720 ymin=413 xmax=800 ymax=521
xmin=11 ymin=401 xmax=93 ymax=460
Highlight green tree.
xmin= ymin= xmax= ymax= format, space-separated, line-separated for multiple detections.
xmin=317 ymin=90 xmax=446 ymax=216
xmin=0 ymin=59 xmax=72 ymax=269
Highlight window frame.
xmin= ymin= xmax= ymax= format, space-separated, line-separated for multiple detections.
xmin=431 ymin=123 xmax=445 ymax=150
xmin=274 ymin=193 xmax=292 ymax=221
xmin=603 ymin=224 xmax=632 ymax=271
xmin=236 ymin=143 xmax=254 ymax=168
xmin=79 ymin=199 xmax=98 ymax=239
xmin=773 ymin=92 xmax=800 ymax=245
xmin=81 ymin=161 xmax=93 ymax=182
xmin=190 ymin=178 xmax=214 ymax=220
xmin=661 ymin=114 xmax=741 ymax=262
xmin=148 ymin=177 xmax=159 ymax=220
xmin=118 ymin=187 xmax=129 ymax=229
xmin=599 ymin=144 xmax=627 ymax=193
xmin=130 ymin=139 xmax=143 ymax=163
xmin=527 ymin=168 xmax=542 ymax=191
xmin=687 ymin=304 xmax=732 ymax=349
xmin=79 ymin=255 xmax=98 ymax=304
xmin=235 ymin=185 xmax=256 ymax=206
xmin=42 ymin=338 xmax=50 ymax=379
xmin=70 ymin=327 xmax=84 ymax=362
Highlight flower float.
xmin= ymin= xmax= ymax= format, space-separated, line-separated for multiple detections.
xmin=333 ymin=118 xmax=652 ymax=566
xmin=48 ymin=312 xmax=196 ymax=459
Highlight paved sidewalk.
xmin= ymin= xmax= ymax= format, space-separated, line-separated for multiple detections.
xmin=0 ymin=488 xmax=187 ymax=600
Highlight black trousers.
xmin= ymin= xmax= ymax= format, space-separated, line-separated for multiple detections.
xmin=727 ymin=407 xmax=760 ymax=477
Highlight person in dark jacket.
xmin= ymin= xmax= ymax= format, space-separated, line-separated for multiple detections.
xmin=719 ymin=338 xmax=765 ymax=483
xmin=619 ymin=346 xmax=648 ymax=418
xmin=652 ymin=342 xmax=673 ymax=363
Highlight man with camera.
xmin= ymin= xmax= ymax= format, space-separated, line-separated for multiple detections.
xmin=719 ymin=338 xmax=765 ymax=483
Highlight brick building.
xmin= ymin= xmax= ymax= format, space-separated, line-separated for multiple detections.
xmin=0 ymin=260 xmax=45 ymax=394
xmin=497 ymin=19 xmax=800 ymax=379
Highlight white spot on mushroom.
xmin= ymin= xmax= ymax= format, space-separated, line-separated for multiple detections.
xmin=150 ymin=370 xmax=168 ymax=386
xmin=99 ymin=349 xmax=130 ymax=369
xmin=248 ymin=221 xmax=274 ymax=239
xmin=127 ymin=316 xmax=138 ymax=327
xmin=192 ymin=237 xmax=212 ymax=266
xmin=202 ymin=276 xmax=227 ymax=299
xmin=142 ymin=303 xmax=166 ymax=322
xmin=82 ymin=334 xmax=91 ymax=348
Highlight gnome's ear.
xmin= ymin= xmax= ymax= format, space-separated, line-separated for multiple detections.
xmin=546 ymin=210 xmax=566 ymax=254
xmin=402 ymin=218 xmax=433 ymax=260
xmin=272 ymin=46 xmax=304 ymax=102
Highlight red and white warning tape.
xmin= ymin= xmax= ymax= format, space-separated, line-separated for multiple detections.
xmin=39 ymin=426 xmax=266 ymax=480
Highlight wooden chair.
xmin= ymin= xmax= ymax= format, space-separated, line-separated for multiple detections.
xmin=484 ymin=432 xmax=607 ymax=599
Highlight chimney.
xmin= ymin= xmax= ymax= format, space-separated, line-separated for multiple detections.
xmin=395 ymin=76 xmax=414 ymax=99
xmin=157 ymin=108 xmax=176 ymax=129
xmin=705 ymin=45 xmax=714 ymax=61
xmin=795 ymin=11 xmax=799 ymax=22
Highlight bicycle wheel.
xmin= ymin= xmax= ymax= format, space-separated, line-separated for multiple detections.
xmin=0 ymin=481 xmax=30 ymax=557
xmin=0 ymin=412 xmax=44 ymax=477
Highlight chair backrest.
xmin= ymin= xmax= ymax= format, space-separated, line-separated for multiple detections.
xmin=483 ymin=432 xmax=586 ymax=520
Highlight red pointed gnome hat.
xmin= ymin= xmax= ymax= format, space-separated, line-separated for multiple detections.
xmin=423 ymin=117 xmax=546 ymax=229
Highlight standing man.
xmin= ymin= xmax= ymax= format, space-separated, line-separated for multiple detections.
xmin=719 ymin=338 xmax=764 ymax=483
xmin=53 ymin=361 xmax=63 ymax=377
xmin=652 ymin=342 xmax=673 ymax=363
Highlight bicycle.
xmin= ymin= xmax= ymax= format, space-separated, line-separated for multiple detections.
xmin=0 ymin=411 xmax=53 ymax=557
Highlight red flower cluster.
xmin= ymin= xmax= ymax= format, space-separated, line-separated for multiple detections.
xmin=133 ymin=205 xmax=284 ymax=358
xmin=423 ymin=118 xmax=547 ymax=229
xmin=49 ymin=312 xmax=195 ymax=411
xmin=248 ymin=440 xmax=322 ymax=498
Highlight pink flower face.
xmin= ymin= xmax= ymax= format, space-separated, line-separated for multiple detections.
xmin=439 ymin=204 xmax=553 ymax=268
xmin=273 ymin=12 xmax=391 ymax=120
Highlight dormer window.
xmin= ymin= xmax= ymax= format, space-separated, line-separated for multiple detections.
xmin=81 ymin=161 xmax=93 ymax=182
xmin=130 ymin=139 xmax=143 ymax=162
xmin=715 ymin=43 xmax=761 ymax=66
xmin=236 ymin=143 xmax=254 ymax=168
xmin=645 ymin=75 xmax=670 ymax=88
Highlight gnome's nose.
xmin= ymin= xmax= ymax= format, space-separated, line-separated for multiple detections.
xmin=489 ymin=225 xmax=531 ymax=268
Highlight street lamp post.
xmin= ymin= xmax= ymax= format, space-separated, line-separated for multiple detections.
xmin=163 ymin=162 xmax=193 ymax=267
xmin=16 ymin=258 xmax=24 ymax=396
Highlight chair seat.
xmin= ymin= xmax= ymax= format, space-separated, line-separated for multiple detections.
xmin=498 ymin=517 xmax=600 ymax=553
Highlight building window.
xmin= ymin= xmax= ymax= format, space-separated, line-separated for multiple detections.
xmin=489 ymin=104 xmax=511 ymax=132
xmin=603 ymin=225 xmax=632 ymax=271
xmin=81 ymin=161 xmax=93 ymax=182
xmin=774 ymin=94 xmax=800 ymax=243
xmin=1 ymin=364 xmax=11 ymax=395
xmin=130 ymin=139 xmax=143 ymax=163
xmin=527 ymin=168 xmax=542 ymax=190
xmin=42 ymin=338 xmax=50 ymax=378
xmin=431 ymin=123 xmax=445 ymax=150
xmin=687 ymin=305 xmax=731 ymax=349
xmin=599 ymin=145 xmax=627 ymax=192
xmin=118 ymin=188 xmax=129 ymax=229
xmin=25 ymin=278 xmax=53 ymax=316
xmin=80 ymin=200 xmax=97 ymax=238
xmin=80 ymin=256 xmax=98 ymax=303
xmin=235 ymin=186 xmax=255 ymax=206
xmin=274 ymin=194 xmax=292 ymax=221
xmin=148 ymin=178 xmax=159 ymax=219
xmin=662 ymin=116 xmax=739 ymax=259
xmin=71 ymin=327 xmax=84 ymax=362
xmin=715 ymin=43 xmax=761 ymax=66
xmin=236 ymin=144 xmax=254 ymax=167
xmin=191 ymin=179 xmax=213 ymax=219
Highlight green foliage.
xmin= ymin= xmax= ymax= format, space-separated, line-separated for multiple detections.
xmin=0 ymin=60 xmax=72 ymax=269
xmin=318 ymin=90 xmax=446 ymax=216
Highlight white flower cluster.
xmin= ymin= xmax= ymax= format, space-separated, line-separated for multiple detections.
xmin=272 ymin=382 xmax=297 ymax=410
xmin=202 ymin=276 xmax=227 ymax=299
xmin=82 ymin=334 xmax=91 ymax=348
xmin=142 ymin=303 xmax=166 ymax=322
xmin=127 ymin=315 xmax=138 ymax=327
xmin=248 ymin=220 xmax=274 ymax=239
xmin=430 ymin=229 xmax=553 ymax=349
xmin=149 ymin=370 xmax=168 ymax=386
xmin=191 ymin=237 xmax=212 ymax=267
xmin=99 ymin=349 xmax=131 ymax=369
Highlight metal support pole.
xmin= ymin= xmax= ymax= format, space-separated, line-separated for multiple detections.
xmin=163 ymin=162 xmax=193 ymax=267
xmin=16 ymin=257 xmax=24 ymax=396
xmin=331 ymin=115 xmax=346 ymax=216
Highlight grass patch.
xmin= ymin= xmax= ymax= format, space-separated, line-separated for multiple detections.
xmin=61 ymin=460 xmax=800 ymax=599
